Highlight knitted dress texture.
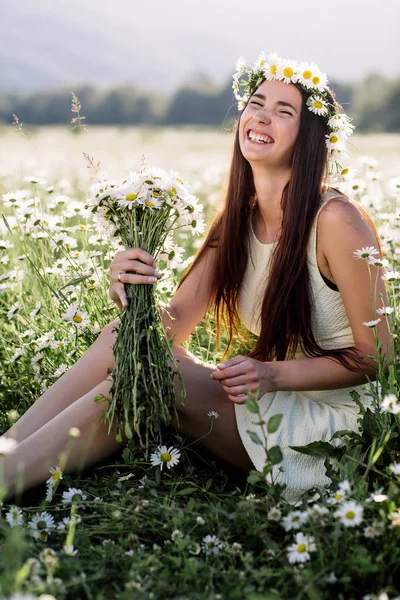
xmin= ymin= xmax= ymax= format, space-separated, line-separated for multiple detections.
xmin=235 ymin=189 xmax=371 ymax=503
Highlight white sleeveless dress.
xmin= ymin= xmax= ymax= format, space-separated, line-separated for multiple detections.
xmin=235 ymin=189 xmax=371 ymax=504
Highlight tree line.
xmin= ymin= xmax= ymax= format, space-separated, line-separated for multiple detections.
xmin=0 ymin=74 xmax=399 ymax=131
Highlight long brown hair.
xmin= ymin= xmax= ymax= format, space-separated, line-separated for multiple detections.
xmin=180 ymin=85 xmax=377 ymax=370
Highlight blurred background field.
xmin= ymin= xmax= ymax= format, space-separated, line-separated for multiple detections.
xmin=1 ymin=126 xmax=399 ymax=185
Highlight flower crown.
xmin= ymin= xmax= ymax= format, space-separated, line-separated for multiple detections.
xmin=232 ymin=52 xmax=355 ymax=181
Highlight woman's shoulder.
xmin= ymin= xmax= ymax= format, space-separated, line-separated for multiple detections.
xmin=319 ymin=187 xmax=366 ymax=227
xmin=317 ymin=187 xmax=379 ymax=250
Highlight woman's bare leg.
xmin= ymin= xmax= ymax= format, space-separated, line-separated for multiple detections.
xmin=1 ymin=343 xmax=252 ymax=501
xmin=1 ymin=376 xmax=126 ymax=501
xmin=1 ymin=320 xmax=119 ymax=443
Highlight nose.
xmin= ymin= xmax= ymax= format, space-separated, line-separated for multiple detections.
xmin=255 ymin=106 xmax=271 ymax=125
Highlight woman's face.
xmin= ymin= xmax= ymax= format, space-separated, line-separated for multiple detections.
xmin=239 ymin=79 xmax=303 ymax=169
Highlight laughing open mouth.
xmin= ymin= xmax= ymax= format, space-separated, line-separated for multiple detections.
xmin=247 ymin=129 xmax=274 ymax=144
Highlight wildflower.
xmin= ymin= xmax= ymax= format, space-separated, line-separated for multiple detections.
xmin=389 ymin=463 xmax=400 ymax=475
xmin=307 ymin=504 xmax=329 ymax=523
xmin=267 ymin=507 xmax=282 ymax=521
xmin=64 ymin=544 xmax=78 ymax=556
xmin=62 ymin=302 xmax=90 ymax=329
xmin=388 ymin=509 xmax=400 ymax=529
xmin=381 ymin=394 xmax=400 ymax=414
xmin=68 ymin=427 xmax=80 ymax=439
xmin=325 ymin=572 xmax=338 ymax=583
xmin=362 ymin=319 xmax=381 ymax=328
xmin=334 ymin=500 xmax=364 ymax=527
xmin=5 ymin=505 xmax=24 ymax=527
xmin=307 ymin=95 xmax=329 ymax=116
xmin=171 ymin=529 xmax=184 ymax=541
xmin=7 ymin=301 xmax=23 ymax=320
xmin=363 ymin=524 xmax=383 ymax=538
xmin=376 ymin=306 xmax=394 ymax=316
xmin=0 ymin=437 xmax=18 ymax=454
xmin=118 ymin=472 xmax=135 ymax=482
xmin=231 ymin=542 xmax=242 ymax=554
xmin=281 ymin=510 xmax=308 ymax=531
xmin=150 ymin=445 xmax=181 ymax=471
xmin=62 ymin=487 xmax=87 ymax=504
xmin=287 ymin=532 xmax=316 ymax=564
xmin=207 ymin=410 xmax=219 ymax=419
xmin=353 ymin=246 xmax=380 ymax=260
xmin=188 ymin=542 xmax=201 ymax=555
xmin=28 ymin=511 xmax=56 ymax=540
xmin=201 ymin=534 xmax=223 ymax=555
xmin=245 ymin=493 xmax=261 ymax=503
xmin=381 ymin=270 xmax=400 ymax=281
xmin=196 ymin=516 xmax=205 ymax=525
xmin=39 ymin=547 xmax=58 ymax=564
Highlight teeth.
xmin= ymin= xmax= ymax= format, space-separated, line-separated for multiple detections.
xmin=248 ymin=130 xmax=273 ymax=144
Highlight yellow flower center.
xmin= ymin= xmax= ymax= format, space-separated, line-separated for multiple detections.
xmin=52 ymin=471 xmax=61 ymax=480
xmin=176 ymin=177 xmax=185 ymax=184
xmin=79 ymin=224 xmax=86 ymax=230
xmin=283 ymin=66 xmax=294 ymax=78
xmin=297 ymin=544 xmax=306 ymax=553
xmin=330 ymin=135 xmax=339 ymax=144
xmin=302 ymin=70 xmax=312 ymax=80
xmin=160 ymin=452 xmax=172 ymax=463
xmin=145 ymin=200 xmax=155 ymax=207
xmin=312 ymin=75 xmax=321 ymax=85
xmin=259 ymin=59 xmax=266 ymax=67
xmin=314 ymin=101 xmax=323 ymax=109
xmin=125 ymin=193 xmax=137 ymax=201
xmin=271 ymin=65 xmax=277 ymax=75
xmin=335 ymin=493 xmax=343 ymax=501
xmin=73 ymin=315 xmax=83 ymax=324
xmin=341 ymin=168 xmax=349 ymax=176
xmin=153 ymin=191 xmax=161 ymax=197
xmin=345 ymin=511 xmax=355 ymax=520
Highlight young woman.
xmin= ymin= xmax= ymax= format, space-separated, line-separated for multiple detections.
xmin=1 ymin=53 xmax=392 ymax=504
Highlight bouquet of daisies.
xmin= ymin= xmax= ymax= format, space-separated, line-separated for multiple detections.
xmin=87 ymin=166 xmax=204 ymax=446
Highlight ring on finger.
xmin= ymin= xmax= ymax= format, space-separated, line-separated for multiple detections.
xmin=117 ymin=271 xmax=123 ymax=282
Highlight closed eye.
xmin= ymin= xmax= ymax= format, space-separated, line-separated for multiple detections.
xmin=250 ymin=101 xmax=263 ymax=107
xmin=280 ymin=110 xmax=293 ymax=116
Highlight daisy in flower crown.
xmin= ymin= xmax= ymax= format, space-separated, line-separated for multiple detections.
xmin=0 ymin=51 xmax=392 ymax=506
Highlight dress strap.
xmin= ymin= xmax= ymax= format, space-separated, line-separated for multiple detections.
xmin=308 ymin=187 xmax=347 ymax=267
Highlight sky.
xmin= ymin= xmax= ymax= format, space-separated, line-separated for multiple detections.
xmin=1 ymin=0 xmax=399 ymax=91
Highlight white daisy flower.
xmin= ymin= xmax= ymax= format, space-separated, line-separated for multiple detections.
xmin=368 ymin=257 xmax=390 ymax=268
xmin=353 ymin=246 xmax=380 ymax=260
xmin=235 ymin=55 xmax=247 ymax=74
xmin=338 ymin=166 xmax=357 ymax=181
xmin=254 ymin=51 xmax=267 ymax=70
xmin=207 ymin=410 xmax=219 ymax=419
xmin=389 ymin=463 xmax=400 ymax=475
xmin=381 ymin=394 xmax=400 ymax=415
xmin=326 ymin=132 xmax=347 ymax=151
xmin=188 ymin=542 xmax=201 ymax=555
xmin=117 ymin=472 xmax=135 ymax=482
xmin=363 ymin=524 xmax=383 ymax=538
xmin=171 ymin=529 xmax=184 ymax=541
xmin=264 ymin=53 xmax=282 ymax=80
xmin=327 ymin=489 xmax=346 ymax=504
xmin=297 ymin=62 xmax=316 ymax=89
xmin=362 ymin=318 xmax=381 ymax=328
xmin=237 ymin=97 xmax=249 ymax=111
xmin=276 ymin=59 xmax=298 ymax=84
xmin=7 ymin=301 xmax=23 ymax=320
xmin=5 ymin=505 xmax=24 ymax=527
xmin=201 ymin=534 xmax=223 ymax=555
xmin=62 ymin=487 xmax=87 ymax=504
xmin=376 ymin=306 xmax=394 ymax=316
xmin=287 ymin=532 xmax=316 ymax=564
xmin=28 ymin=511 xmax=56 ymax=539
xmin=62 ymin=302 xmax=90 ymax=328
xmin=267 ymin=507 xmax=282 ymax=521
xmin=281 ymin=510 xmax=308 ymax=531
xmin=334 ymin=500 xmax=364 ymax=527
xmin=338 ymin=479 xmax=352 ymax=495
xmin=0 ymin=239 xmax=14 ymax=249
xmin=307 ymin=504 xmax=329 ymax=523
xmin=196 ymin=516 xmax=205 ymax=525
xmin=388 ymin=509 xmax=400 ymax=529
xmin=381 ymin=270 xmax=400 ymax=281
xmin=307 ymin=95 xmax=329 ymax=116
xmin=150 ymin=445 xmax=181 ymax=471
xmin=0 ymin=437 xmax=18 ymax=454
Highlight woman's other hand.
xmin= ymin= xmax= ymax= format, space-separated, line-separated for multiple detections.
xmin=211 ymin=355 xmax=276 ymax=404
xmin=109 ymin=248 xmax=162 ymax=310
